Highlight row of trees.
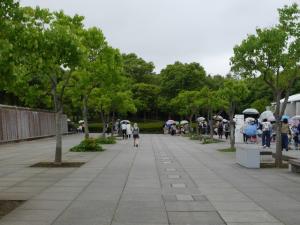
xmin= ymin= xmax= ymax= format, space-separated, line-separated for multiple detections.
xmin=1 ymin=1 xmax=299 ymax=167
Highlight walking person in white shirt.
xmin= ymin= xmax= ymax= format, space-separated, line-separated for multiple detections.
xmin=127 ymin=123 xmax=132 ymax=139
xmin=121 ymin=123 xmax=127 ymax=139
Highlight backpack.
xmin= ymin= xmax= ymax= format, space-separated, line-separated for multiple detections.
xmin=262 ymin=122 xmax=270 ymax=132
xmin=133 ymin=127 xmax=139 ymax=135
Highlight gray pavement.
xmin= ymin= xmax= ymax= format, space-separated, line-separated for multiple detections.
xmin=0 ymin=134 xmax=299 ymax=224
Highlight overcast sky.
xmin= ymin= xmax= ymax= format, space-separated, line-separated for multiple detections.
xmin=20 ymin=0 xmax=297 ymax=75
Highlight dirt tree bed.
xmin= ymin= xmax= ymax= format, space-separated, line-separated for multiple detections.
xmin=0 ymin=200 xmax=24 ymax=219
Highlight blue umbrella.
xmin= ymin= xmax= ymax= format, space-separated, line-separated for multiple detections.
xmin=281 ymin=115 xmax=289 ymax=121
xmin=244 ymin=124 xmax=257 ymax=136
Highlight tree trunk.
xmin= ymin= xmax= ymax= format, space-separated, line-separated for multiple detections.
xmin=189 ymin=114 xmax=193 ymax=133
xmin=209 ymin=110 xmax=213 ymax=139
xmin=82 ymin=96 xmax=89 ymax=139
xmin=275 ymin=119 xmax=282 ymax=167
xmin=274 ymin=93 xmax=283 ymax=167
xmin=229 ymin=111 xmax=235 ymax=149
xmin=100 ymin=111 xmax=106 ymax=137
xmin=54 ymin=99 xmax=62 ymax=164
xmin=111 ymin=111 xmax=115 ymax=137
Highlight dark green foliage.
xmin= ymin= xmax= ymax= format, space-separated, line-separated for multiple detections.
xmin=70 ymin=138 xmax=104 ymax=152
xmin=96 ymin=136 xmax=116 ymax=144
xmin=138 ymin=122 xmax=163 ymax=133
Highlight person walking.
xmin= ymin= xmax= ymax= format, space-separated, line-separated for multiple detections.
xmin=121 ymin=122 xmax=127 ymax=139
xmin=127 ymin=123 xmax=132 ymax=139
xmin=132 ymin=123 xmax=140 ymax=147
xmin=291 ymin=124 xmax=299 ymax=150
xmin=281 ymin=118 xmax=289 ymax=151
xmin=218 ymin=121 xmax=223 ymax=139
xmin=224 ymin=122 xmax=230 ymax=140
xmin=261 ymin=118 xmax=271 ymax=148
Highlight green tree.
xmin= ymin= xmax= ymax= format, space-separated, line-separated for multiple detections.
xmin=160 ymin=62 xmax=206 ymax=99
xmin=170 ymin=91 xmax=202 ymax=125
xmin=18 ymin=8 xmax=84 ymax=164
xmin=231 ymin=4 xmax=300 ymax=167
xmin=122 ymin=53 xmax=156 ymax=84
xmin=132 ymin=83 xmax=161 ymax=120
xmin=198 ymin=87 xmax=225 ymax=139
xmin=219 ymin=79 xmax=249 ymax=149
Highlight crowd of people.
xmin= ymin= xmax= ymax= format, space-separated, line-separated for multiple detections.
xmin=117 ymin=120 xmax=140 ymax=147
xmin=242 ymin=117 xmax=300 ymax=151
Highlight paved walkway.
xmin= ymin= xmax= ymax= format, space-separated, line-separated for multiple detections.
xmin=0 ymin=134 xmax=300 ymax=225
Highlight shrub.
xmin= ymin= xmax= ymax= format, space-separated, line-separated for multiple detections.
xmin=70 ymin=138 xmax=104 ymax=152
xmin=202 ymin=136 xmax=223 ymax=144
xmin=88 ymin=123 xmax=103 ymax=133
xmin=189 ymin=134 xmax=200 ymax=140
xmin=139 ymin=122 xmax=163 ymax=133
xmin=96 ymin=136 xmax=116 ymax=144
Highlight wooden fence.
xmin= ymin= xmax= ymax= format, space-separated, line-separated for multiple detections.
xmin=0 ymin=105 xmax=68 ymax=143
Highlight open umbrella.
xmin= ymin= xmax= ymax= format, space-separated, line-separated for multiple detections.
xmin=120 ymin=120 xmax=130 ymax=124
xmin=245 ymin=117 xmax=255 ymax=123
xmin=259 ymin=111 xmax=274 ymax=121
xmin=175 ymin=121 xmax=180 ymax=125
xmin=222 ymin=119 xmax=228 ymax=123
xmin=244 ymin=124 xmax=257 ymax=136
xmin=243 ymin=108 xmax=259 ymax=115
xmin=291 ymin=115 xmax=300 ymax=120
xmin=196 ymin=117 xmax=205 ymax=122
xmin=166 ymin=120 xmax=175 ymax=125
xmin=213 ymin=115 xmax=223 ymax=121
xmin=78 ymin=120 xmax=84 ymax=124
xmin=180 ymin=120 xmax=189 ymax=125
xmin=267 ymin=116 xmax=276 ymax=122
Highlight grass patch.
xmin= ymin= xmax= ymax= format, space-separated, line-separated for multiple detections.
xmin=70 ymin=138 xmax=104 ymax=152
xmin=96 ymin=136 xmax=116 ymax=144
xmin=218 ymin=147 xmax=236 ymax=152
xmin=202 ymin=136 xmax=223 ymax=144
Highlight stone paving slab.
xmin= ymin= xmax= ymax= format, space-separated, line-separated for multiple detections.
xmin=1 ymin=134 xmax=300 ymax=224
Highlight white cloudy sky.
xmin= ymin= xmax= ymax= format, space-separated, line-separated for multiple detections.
xmin=20 ymin=0 xmax=297 ymax=75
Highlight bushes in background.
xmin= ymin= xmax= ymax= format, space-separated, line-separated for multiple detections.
xmin=70 ymin=138 xmax=104 ymax=152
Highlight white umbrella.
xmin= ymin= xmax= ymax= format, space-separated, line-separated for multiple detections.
xmin=259 ymin=110 xmax=274 ymax=121
xmin=213 ymin=115 xmax=223 ymax=121
xmin=291 ymin=115 xmax=300 ymax=120
xmin=245 ymin=117 xmax=255 ymax=123
xmin=120 ymin=120 xmax=130 ymax=124
xmin=243 ymin=108 xmax=259 ymax=115
xmin=268 ymin=116 xmax=276 ymax=122
xmin=180 ymin=120 xmax=189 ymax=125
xmin=166 ymin=120 xmax=175 ymax=125
xmin=196 ymin=117 xmax=205 ymax=122
xmin=78 ymin=120 xmax=84 ymax=124
xmin=222 ymin=119 xmax=228 ymax=123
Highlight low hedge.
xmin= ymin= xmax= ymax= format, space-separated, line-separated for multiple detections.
xmin=70 ymin=138 xmax=104 ymax=152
